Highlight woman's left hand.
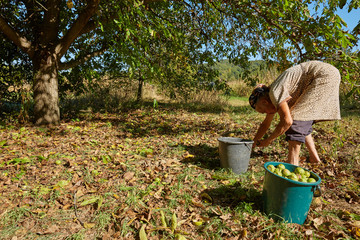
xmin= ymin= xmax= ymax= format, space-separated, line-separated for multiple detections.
xmin=256 ymin=139 xmax=272 ymax=147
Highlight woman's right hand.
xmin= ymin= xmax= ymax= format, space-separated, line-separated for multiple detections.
xmin=252 ymin=139 xmax=261 ymax=148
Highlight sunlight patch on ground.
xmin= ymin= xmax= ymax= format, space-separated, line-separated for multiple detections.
xmin=225 ymin=96 xmax=249 ymax=107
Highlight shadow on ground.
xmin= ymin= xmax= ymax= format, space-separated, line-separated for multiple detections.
xmin=180 ymin=144 xmax=221 ymax=170
xmin=180 ymin=142 xmax=264 ymax=212
xmin=201 ymin=183 xmax=263 ymax=212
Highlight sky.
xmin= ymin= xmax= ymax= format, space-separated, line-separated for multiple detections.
xmin=246 ymin=6 xmax=360 ymax=61
xmin=335 ymin=8 xmax=360 ymax=32
xmin=312 ymin=4 xmax=360 ymax=50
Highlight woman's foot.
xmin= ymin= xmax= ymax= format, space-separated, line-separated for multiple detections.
xmin=305 ymin=156 xmax=322 ymax=167
xmin=308 ymin=157 xmax=321 ymax=164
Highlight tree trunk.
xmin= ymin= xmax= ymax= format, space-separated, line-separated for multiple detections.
xmin=32 ymin=50 xmax=60 ymax=126
xmin=137 ymin=75 xmax=144 ymax=102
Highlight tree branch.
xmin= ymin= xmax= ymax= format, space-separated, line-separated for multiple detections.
xmin=0 ymin=16 xmax=35 ymax=58
xmin=56 ymin=0 xmax=100 ymax=58
xmin=40 ymin=0 xmax=61 ymax=45
xmin=144 ymin=0 xmax=163 ymax=5
xmin=249 ymin=5 xmax=303 ymax=57
xmin=77 ymin=20 xmax=97 ymax=36
xmin=58 ymin=47 xmax=107 ymax=70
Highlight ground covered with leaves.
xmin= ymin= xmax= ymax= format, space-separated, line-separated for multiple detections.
xmin=0 ymin=104 xmax=360 ymax=240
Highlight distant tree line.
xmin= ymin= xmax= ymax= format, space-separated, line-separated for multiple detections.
xmin=213 ymin=59 xmax=268 ymax=82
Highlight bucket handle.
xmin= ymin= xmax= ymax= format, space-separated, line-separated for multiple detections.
xmin=313 ymin=185 xmax=321 ymax=197
xmin=244 ymin=143 xmax=252 ymax=151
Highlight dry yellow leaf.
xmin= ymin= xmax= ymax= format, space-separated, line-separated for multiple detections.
xmin=83 ymin=222 xmax=95 ymax=229
xmin=192 ymin=220 xmax=203 ymax=226
xmin=160 ymin=210 xmax=167 ymax=228
xmin=175 ymin=234 xmax=187 ymax=240
xmin=184 ymin=154 xmax=195 ymax=159
xmin=200 ymin=192 xmax=212 ymax=203
xmin=139 ymin=224 xmax=148 ymax=240
xmin=66 ymin=0 xmax=73 ymax=9
xmin=171 ymin=213 xmax=177 ymax=233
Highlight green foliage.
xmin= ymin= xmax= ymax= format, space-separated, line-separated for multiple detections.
xmin=0 ymin=24 xmax=32 ymax=104
xmin=1 ymin=0 xmax=360 ymax=124
xmin=215 ymin=60 xmax=280 ymax=97
xmin=214 ymin=59 xmax=242 ymax=81
xmin=62 ymin=0 xmax=360 ymax=101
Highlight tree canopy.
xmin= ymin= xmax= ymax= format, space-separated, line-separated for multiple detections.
xmin=0 ymin=0 xmax=359 ymax=125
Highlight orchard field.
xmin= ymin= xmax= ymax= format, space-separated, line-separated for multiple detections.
xmin=1 ymin=98 xmax=359 ymax=240
xmin=1 ymin=1 xmax=360 ymax=239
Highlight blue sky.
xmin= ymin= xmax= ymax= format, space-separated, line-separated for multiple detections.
xmin=247 ymin=6 xmax=360 ymax=61
xmin=299 ymin=4 xmax=360 ymax=53
xmin=308 ymin=2 xmax=360 ymax=32
xmin=330 ymin=6 xmax=359 ymax=50
xmin=335 ymin=8 xmax=360 ymax=32
xmin=309 ymin=3 xmax=360 ymax=50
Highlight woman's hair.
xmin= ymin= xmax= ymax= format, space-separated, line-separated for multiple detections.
xmin=249 ymin=84 xmax=270 ymax=109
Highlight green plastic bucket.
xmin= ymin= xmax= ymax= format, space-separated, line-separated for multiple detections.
xmin=262 ymin=162 xmax=321 ymax=224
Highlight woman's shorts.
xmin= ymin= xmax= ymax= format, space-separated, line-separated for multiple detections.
xmin=285 ymin=120 xmax=314 ymax=143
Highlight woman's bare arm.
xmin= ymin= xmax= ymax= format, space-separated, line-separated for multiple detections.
xmin=257 ymin=101 xmax=293 ymax=147
xmin=253 ymin=113 xmax=274 ymax=147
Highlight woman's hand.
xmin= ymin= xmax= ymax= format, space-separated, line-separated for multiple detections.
xmin=254 ymin=101 xmax=292 ymax=149
xmin=252 ymin=113 xmax=275 ymax=149
xmin=252 ymin=139 xmax=260 ymax=149
xmin=254 ymin=139 xmax=272 ymax=148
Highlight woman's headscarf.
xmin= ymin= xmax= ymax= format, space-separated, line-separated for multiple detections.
xmin=249 ymin=84 xmax=269 ymax=109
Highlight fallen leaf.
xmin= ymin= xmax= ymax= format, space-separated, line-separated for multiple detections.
xmin=191 ymin=199 xmax=206 ymax=209
xmin=220 ymin=213 xmax=232 ymax=221
xmin=75 ymin=188 xmax=85 ymax=198
xmin=175 ymin=233 xmax=187 ymax=240
xmin=83 ymin=222 xmax=96 ymax=229
xmin=353 ymin=221 xmax=360 ymax=228
xmin=192 ymin=220 xmax=203 ymax=226
xmin=37 ymin=224 xmax=59 ymax=235
xmin=54 ymin=180 xmax=70 ymax=189
xmin=123 ymin=171 xmax=135 ymax=181
xmin=312 ymin=197 xmax=322 ymax=207
xmin=62 ymin=204 xmax=72 ymax=210
xmin=239 ymin=228 xmax=248 ymax=239
xmin=171 ymin=212 xmax=177 ymax=233
xmin=160 ymin=210 xmax=167 ymax=228
xmin=200 ymin=192 xmax=212 ymax=203
xmin=80 ymin=195 xmax=101 ymax=206
xmin=326 ymin=169 xmax=335 ymax=176
xmin=139 ymin=224 xmax=148 ymax=240
xmin=312 ymin=217 xmax=323 ymax=229
xmin=352 ymin=227 xmax=360 ymax=238
xmin=346 ymin=191 xmax=360 ymax=202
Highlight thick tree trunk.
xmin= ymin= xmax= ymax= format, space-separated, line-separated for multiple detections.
xmin=32 ymin=50 xmax=60 ymax=126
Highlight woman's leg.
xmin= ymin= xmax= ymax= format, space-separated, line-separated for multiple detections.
xmin=305 ymin=134 xmax=321 ymax=164
xmin=287 ymin=140 xmax=302 ymax=165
